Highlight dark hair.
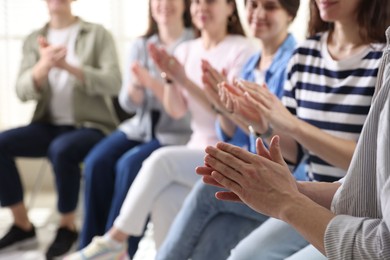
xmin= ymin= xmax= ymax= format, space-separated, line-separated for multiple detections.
xmin=227 ymin=0 xmax=245 ymax=35
xmin=144 ymin=0 xmax=192 ymax=38
xmin=308 ymin=0 xmax=390 ymax=43
xmin=244 ymin=0 xmax=300 ymax=20
xmin=279 ymin=0 xmax=300 ymax=20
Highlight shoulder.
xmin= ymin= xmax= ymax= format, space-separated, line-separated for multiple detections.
xmin=364 ymin=43 xmax=386 ymax=60
xmin=127 ymin=37 xmax=147 ymax=52
xmin=21 ymin=25 xmax=47 ymax=50
xmin=175 ymin=38 xmax=201 ymax=56
xmin=78 ymin=19 xmax=113 ymax=39
xmin=292 ymin=32 xmax=324 ymax=56
xmin=242 ymin=52 xmax=261 ymax=71
xmin=224 ymin=35 xmax=255 ymax=48
xmin=221 ymin=35 xmax=258 ymax=60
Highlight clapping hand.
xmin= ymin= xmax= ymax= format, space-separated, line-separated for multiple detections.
xmin=148 ymin=43 xmax=187 ymax=86
xmin=196 ymin=136 xmax=299 ymax=219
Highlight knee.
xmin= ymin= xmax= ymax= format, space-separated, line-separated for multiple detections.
xmin=192 ymin=181 xmax=218 ymax=205
xmin=84 ymin=149 xmax=108 ymax=178
xmin=140 ymin=148 xmax=170 ymax=172
xmin=0 ymin=132 xmax=11 ymax=153
xmin=115 ymin=152 xmax=141 ymax=175
xmin=47 ymin=139 xmax=72 ymax=164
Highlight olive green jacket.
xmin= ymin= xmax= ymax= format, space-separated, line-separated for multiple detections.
xmin=15 ymin=19 xmax=121 ymax=134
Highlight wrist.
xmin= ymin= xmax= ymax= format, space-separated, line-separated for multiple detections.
xmin=278 ymin=193 xmax=309 ymax=223
xmin=248 ymin=124 xmax=273 ymax=139
xmin=160 ymin=72 xmax=173 ymax=85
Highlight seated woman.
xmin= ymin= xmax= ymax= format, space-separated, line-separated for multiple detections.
xmin=66 ymin=0 xmax=256 ymax=259
xmin=0 ymin=0 xmax=121 ymax=259
xmin=202 ymin=26 xmax=390 ymax=258
xmin=158 ymin=0 xmax=389 ymax=259
xmin=78 ymin=0 xmax=194 ymax=258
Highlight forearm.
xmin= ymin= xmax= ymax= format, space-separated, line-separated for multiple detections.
xmin=218 ymin=115 xmax=237 ymax=138
xmin=32 ymin=61 xmax=50 ymax=90
xmin=291 ymin=119 xmax=356 ymax=170
xmin=261 ymin=129 xmax=299 ymax=164
xmin=163 ymin=83 xmax=187 ymax=119
xmin=63 ymin=63 xmax=85 ymax=83
xmin=146 ymin=78 xmax=165 ymax=104
xmin=297 ymin=181 xmax=340 ymax=209
xmin=280 ymin=194 xmax=336 ymax=255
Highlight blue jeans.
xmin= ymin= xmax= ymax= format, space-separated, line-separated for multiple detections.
xmin=286 ymin=245 xmax=326 ymax=260
xmin=156 ymin=180 xmax=269 ymax=260
xmin=80 ymin=130 xmax=162 ymax=257
xmin=228 ymin=218 xmax=309 ymax=260
xmin=0 ymin=123 xmax=104 ymax=213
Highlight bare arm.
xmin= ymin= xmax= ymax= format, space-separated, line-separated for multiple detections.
xmin=241 ymin=81 xmax=355 ymax=170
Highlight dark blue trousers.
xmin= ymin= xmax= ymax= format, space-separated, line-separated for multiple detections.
xmin=80 ymin=130 xmax=162 ymax=257
xmin=0 ymin=122 xmax=105 ymax=213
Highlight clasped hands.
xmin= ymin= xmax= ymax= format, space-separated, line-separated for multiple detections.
xmin=37 ymin=36 xmax=68 ymax=70
xmin=196 ymin=136 xmax=301 ymax=220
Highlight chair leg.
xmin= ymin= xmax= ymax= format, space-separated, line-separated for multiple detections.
xmin=27 ymin=160 xmax=48 ymax=210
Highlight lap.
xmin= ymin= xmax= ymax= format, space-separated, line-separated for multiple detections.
xmin=0 ymin=123 xmax=75 ymax=157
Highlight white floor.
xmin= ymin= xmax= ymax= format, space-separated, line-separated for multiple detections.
xmin=0 ymin=192 xmax=156 ymax=260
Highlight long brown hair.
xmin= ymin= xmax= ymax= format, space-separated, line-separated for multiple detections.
xmin=308 ymin=0 xmax=390 ymax=43
xmin=227 ymin=0 xmax=245 ymax=35
xmin=144 ymin=0 xmax=192 ymax=38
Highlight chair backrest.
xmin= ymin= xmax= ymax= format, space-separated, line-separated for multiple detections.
xmin=112 ymin=96 xmax=134 ymax=123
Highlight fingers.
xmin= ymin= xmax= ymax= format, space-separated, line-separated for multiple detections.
xmin=255 ymin=138 xmax=272 ymax=160
xmin=204 ymin=153 xmax=244 ymax=180
xmin=202 ymin=175 xmax=225 ymax=189
xmin=268 ymin=136 xmax=287 ymax=166
xmin=220 ymin=81 xmax=242 ymax=96
xmin=201 ymin=60 xmax=225 ymax=91
xmin=244 ymin=91 xmax=268 ymax=116
xmin=37 ymin=36 xmax=49 ymax=48
xmin=211 ymin=142 xmax=258 ymax=164
xmin=215 ymin=191 xmax=242 ymax=202
xmin=195 ymin=166 xmax=213 ymax=176
xmin=211 ymin=170 xmax=243 ymax=197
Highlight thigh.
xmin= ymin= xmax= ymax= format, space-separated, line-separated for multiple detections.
xmin=149 ymin=146 xmax=204 ymax=187
xmin=49 ymin=128 xmax=105 ymax=161
xmin=116 ymin=139 xmax=162 ymax=171
xmin=193 ymin=214 xmax=262 ymax=260
xmin=229 ymin=218 xmax=309 ymax=260
xmin=85 ymin=130 xmax=142 ymax=164
xmin=0 ymin=123 xmax=73 ymax=157
xmin=285 ymin=245 xmax=327 ymax=260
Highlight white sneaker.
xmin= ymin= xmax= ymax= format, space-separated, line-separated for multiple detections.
xmin=64 ymin=236 xmax=128 ymax=260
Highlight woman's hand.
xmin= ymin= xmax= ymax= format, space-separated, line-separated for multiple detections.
xmin=197 ymin=136 xmax=301 ymax=219
xmin=37 ymin=36 xmax=67 ymax=70
xmin=241 ymin=80 xmax=299 ymax=133
xmin=201 ymin=60 xmax=231 ymax=113
xmin=218 ymin=80 xmax=269 ymax=134
xmin=148 ymin=43 xmax=187 ymax=86
xmin=131 ymin=61 xmax=154 ymax=89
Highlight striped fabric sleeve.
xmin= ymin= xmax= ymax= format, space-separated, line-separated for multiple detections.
xmin=325 ymin=67 xmax=390 ymax=259
xmin=325 ymin=215 xmax=390 ymax=259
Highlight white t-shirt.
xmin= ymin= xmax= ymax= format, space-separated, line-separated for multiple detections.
xmin=175 ymin=35 xmax=257 ymax=149
xmin=47 ymin=22 xmax=81 ymax=125
xmin=253 ymin=69 xmax=266 ymax=85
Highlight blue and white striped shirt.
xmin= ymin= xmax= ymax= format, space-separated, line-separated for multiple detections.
xmin=282 ymin=31 xmax=384 ymax=182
